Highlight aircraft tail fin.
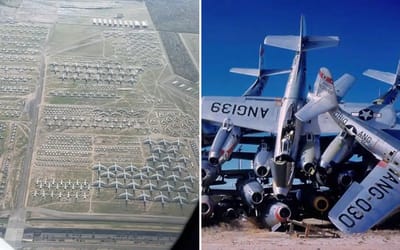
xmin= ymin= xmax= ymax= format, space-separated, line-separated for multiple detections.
xmin=334 ymin=73 xmax=356 ymax=100
xmin=264 ymin=16 xmax=339 ymax=52
xmin=329 ymin=161 xmax=400 ymax=233
xmin=230 ymin=43 xmax=290 ymax=77
xmin=363 ymin=59 xmax=400 ymax=86
xmin=230 ymin=43 xmax=290 ymax=96
xmin=365 ymin=59 xmax=400 ymax=104
xmin=295 ymin=67 xmax=339 ymax=122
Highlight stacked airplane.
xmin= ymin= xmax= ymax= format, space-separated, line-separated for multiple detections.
xmin=201 ymin=16 xmax=400 ymax=233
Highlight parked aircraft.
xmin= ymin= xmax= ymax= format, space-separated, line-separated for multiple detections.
xmin=202 ymin=17 xmax=400 ymax=231
xmin=296 ymin=67 xmax=400 ymax=233
xmin=205 ymin=43 xmax=289 ymax=166
xmin=203 ymin=16 xmax=339 ymax=197
xmin=154 ymin=191 xmax=169 ymax=208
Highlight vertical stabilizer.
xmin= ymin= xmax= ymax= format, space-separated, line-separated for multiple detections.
xmin=295 ymin=68 xmax=339 ymax=122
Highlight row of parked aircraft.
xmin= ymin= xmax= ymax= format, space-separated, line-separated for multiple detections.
xmin=201 ymin=16 xmax=400 ymax=234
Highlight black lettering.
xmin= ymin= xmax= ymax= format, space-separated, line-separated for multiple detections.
xmin=232 ymin=104 xmax=237 ymax=115
xmin=356 ymin=198 xmax=372 ymax=212
xmin=222 ymin=103 xmax=231 ymax=114
xmin=237 ymin=105 xmax=247 ymax=116
xmin=383 ymin=171 xmax=399 ymax=185
xmin=376 ymin=179 xmax=393 ymax=194
xmin=248 ymin=106 xmax=258 ymax=118
xmin=261 ymin=108 xmax=269 ymax=118
xmin=347 ymin=205 xmax=363 ymax=220
xmin=211 ymin=102 xmax=220 ymax=112
xmin=368 ymin=186 xmax=384 ymax=199
xmin=339 ymin=213 xmax=355 ymax=228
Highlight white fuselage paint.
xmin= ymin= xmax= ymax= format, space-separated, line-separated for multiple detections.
xmin=331 ymin=108 xmax=400 ymax=166
xmin=271 ymin=52 xmax=306 ymax=196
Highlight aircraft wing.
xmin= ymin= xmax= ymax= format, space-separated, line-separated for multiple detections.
xmin=202 ymin=96 xmax=281 ymax=133
xmin=328 ymin=161 xmax=400 ymax=233
xmin=203 ymin=96 xmax=396 ymax=135
xmin=303 ymin=102 xmax=397 ymax=134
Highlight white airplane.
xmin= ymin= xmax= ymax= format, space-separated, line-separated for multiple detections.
xmin=92 ymin=178 xmax=106 ymax=190
xmin=160 ymin=181 xmax=174 ymax=194
xmin=133 ymin=170 xmax=148 ymax=182
xmin=109 ymin=179 xmax=124 ymax=192
xmin=177 ymin=183 xmax=193 ymax=194
xmin=156 ymin=163 xmax=170 ymax=172
xmin=142 ymin=165 xmax=155 ymax=174
xmin=167 ymin=173 xmax=180 ymax=182
xmin=147 ymin=154 xmax=160 ymax=163
xmin=150 ymin=172 xmax=165 ymax=184
xmin=100 ymin=169 xmax=116 ymax=179
xmin=154 ymin=191 xmax=169 ymax=208
xmin=203 ymin=16 xmax=339 ymax=197
xmin=92 ymin=162 xmax=107 ymax=172
xmin=117 ymin=189 xmax=134 ymax=201
xmin=296 ymin=67 xmax=400 ymax=234
xmin=173 ymin=193 xmax=187 ymax=208
xmin=117 ymin=170 xmax=132 ymax=179
xmin=162 ymin=154 xmax=174 ymax=163
xmin=143 ymin=180 xmax=157 ymax=194
xmin=136 ymin=191 xmax=151 ymax=208
xmin=125 ymin=163 xmax=138 ymax=173
xmin=109 ymin=163 xmax=123 ymax=172
xmin=183 ymin=174 xmax=196 ymax=185
xmin=172 ymin=164 xmax=186 ymax=173
xmin=202 ymin=18 xmax=400 ymax=202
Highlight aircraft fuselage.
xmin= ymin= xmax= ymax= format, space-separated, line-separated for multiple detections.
xmin=271 ymin=52 xmax=306 ymax=196
xmin=330 ymin=108 xmax=400 ymax=165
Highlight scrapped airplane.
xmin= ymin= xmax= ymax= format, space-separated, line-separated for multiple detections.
xmin=296 ymin=67 xmax=400 ymax=233
xmin=204 ymin=16 xmax=340 ymax=197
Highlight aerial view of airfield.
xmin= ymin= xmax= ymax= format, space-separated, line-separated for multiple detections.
xmin=0 ymin=0 xmax=198 ymax=249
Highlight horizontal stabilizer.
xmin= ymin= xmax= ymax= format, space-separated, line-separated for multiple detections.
xmin=335 ymin=73 xmax=356 ymax=100
xmin=302 ymin=36 xmax=339 ymax=51
xmin=264 ymin=35 xmax=300 ymax=51
xmin=230 ymin=68 xmax=259 ymax=77
xmin=264 ymin=35 xmax=339 ymax=52
xmin=329 ymin=161 xmax=400 ymax=233
xmin=363 ymin=69 xmax=396 ymax=85
xmin=364 ymin=59 xmax=400 ymax=86
xmin=230 ymin=68 xmax=291 ymax=77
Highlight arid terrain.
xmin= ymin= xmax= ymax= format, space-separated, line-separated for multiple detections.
xmin=202 ymin=219 xmax=400 ymax=250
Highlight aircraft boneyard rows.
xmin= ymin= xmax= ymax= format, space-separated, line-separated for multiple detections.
xmin=201 ymin=16 xmax=400 ymax=233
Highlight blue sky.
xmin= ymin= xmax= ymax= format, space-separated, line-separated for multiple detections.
xmin=202 ymin=0 xmax=400 ymax=108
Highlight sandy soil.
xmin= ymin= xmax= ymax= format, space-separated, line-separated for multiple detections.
xmin=201 ymin=219 xmax=400 ymax=250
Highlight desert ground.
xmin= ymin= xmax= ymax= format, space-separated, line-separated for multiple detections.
xmin=202 ymin=218 xmax=400 ymax=250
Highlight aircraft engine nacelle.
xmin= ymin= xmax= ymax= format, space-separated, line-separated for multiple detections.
xmin=237 ymin=180 xmax=264 ymax=208
xmin=337 ymin=169 xmax=356 ymax=188
xmin=263 ymin=201 xmax=291 ymax=228
xmin=208 ymin=119 xmax=241 ymax=166
xmin=202 ymin=160 xmax=218 ymax=187
xmin=320 ymin=131 xmax=354 ymax=170
xmin=253 ymin=143 xmax=273 ymax=178
xmin=201 ymin=195 xmax=214 ymax=219
xmin=296 ymin=189 xmax=330 ymax=214
xmin=299 ymin=134 xmax=320 ymax=175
